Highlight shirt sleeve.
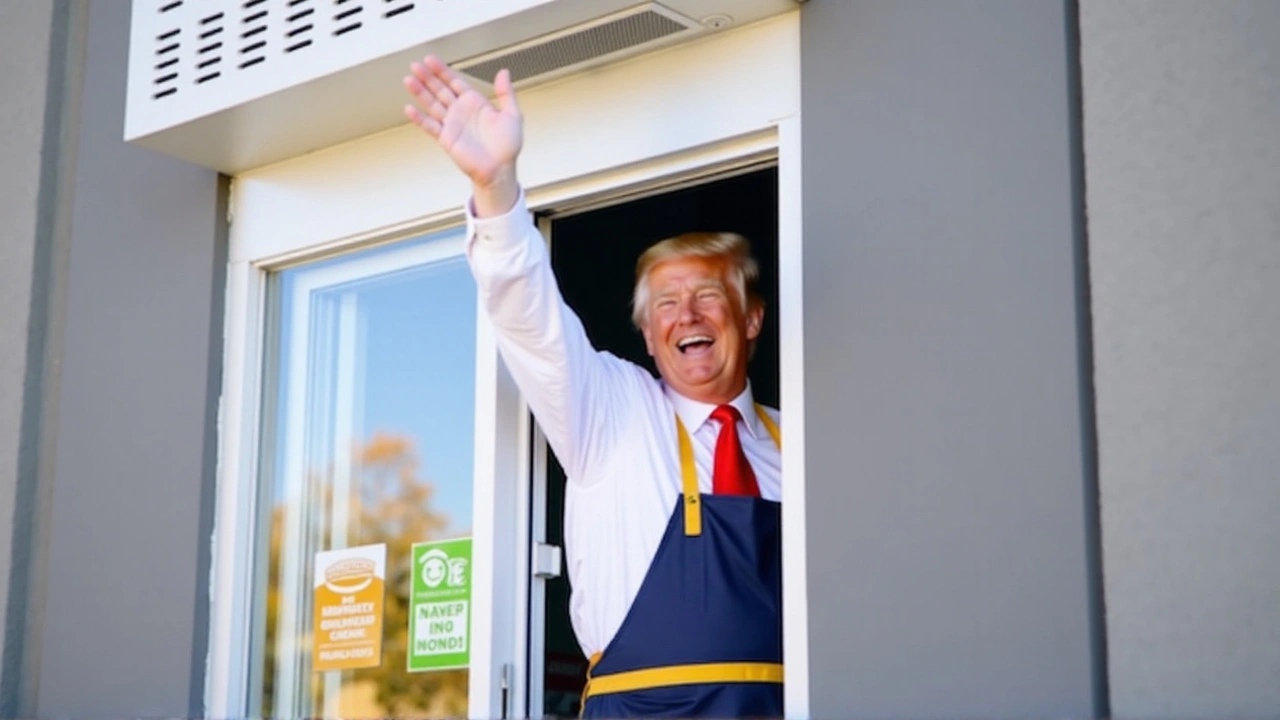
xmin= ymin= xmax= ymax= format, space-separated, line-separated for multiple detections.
xmin=464 ymin=189 xmax=633 ymax=484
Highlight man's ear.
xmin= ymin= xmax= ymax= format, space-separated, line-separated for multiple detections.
xmin=745 ymin=303 xmax=764 ymax=342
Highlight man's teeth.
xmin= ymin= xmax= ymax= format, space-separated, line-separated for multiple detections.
xmin=677 ymin=336 xmax=714 ymax=350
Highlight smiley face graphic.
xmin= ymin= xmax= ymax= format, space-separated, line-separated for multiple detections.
xmin=420 ymin=549 xmax=449 ymax=588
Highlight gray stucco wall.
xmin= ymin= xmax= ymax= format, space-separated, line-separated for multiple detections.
xmin=0 ymin=2 xmax=57 ymax=691
xmin=1080 ymin=1 xmax=1280 ymax=716
xmin=1 ymin=1 xmax=227 ymax=717
xmin=800 ymin=2 xmax=1100 ymax=717
xmin=0 ymin=4 xmax=82 ymax=711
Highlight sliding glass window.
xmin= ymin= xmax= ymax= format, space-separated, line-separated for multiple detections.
xmin=248 ymin=231 xmax=476 ymax=719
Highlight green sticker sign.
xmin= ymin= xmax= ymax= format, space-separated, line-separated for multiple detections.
xmin=408 ymin=537 xmax=472 ymax=672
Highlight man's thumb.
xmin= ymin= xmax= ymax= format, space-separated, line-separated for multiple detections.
xmin=493 ymin=69 xmax=520 ymax=114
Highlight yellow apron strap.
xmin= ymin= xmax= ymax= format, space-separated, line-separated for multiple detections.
xmin=754 ymin=404 xmax=782 ymax=449
xmin=579 ymin=652 xmax=603 ymax=717
xmin=677 ymin=416 xmax=701 ymax=537
xmin=585 ymin=661 xmax=784 ymax=699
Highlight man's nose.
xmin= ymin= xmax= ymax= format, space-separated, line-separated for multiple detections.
xmin=676 ymin=296 xmax=700 ymax=323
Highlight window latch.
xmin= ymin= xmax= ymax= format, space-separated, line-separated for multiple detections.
xmin=500 ymin=662 xmax=512 ymax=720
xmin=533 ymin=542 xmax=562 ymax=579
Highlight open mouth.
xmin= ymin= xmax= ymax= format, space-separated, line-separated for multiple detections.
xmin=676 ymin=335 xmax=714 ymax=354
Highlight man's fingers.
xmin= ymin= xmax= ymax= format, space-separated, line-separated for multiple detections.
xmin=403 ymin=75 xmax=431 ymax=103
xmin=402 ymin=76 xmax=447 ymax=120
xmin=403 ymin=105 xmax=442 ymax=138
xmin=493 ymin=68 xmax=520 ymax=115
xmin=409 ymin=59 xmax=457 ymax=105
xmin=423 ymin=73 xmax=456 ymax=105
xmin=425 ymin=55 xmax=474 ymax=98
xmin=407 ymin=61 xmax=441 ymax=96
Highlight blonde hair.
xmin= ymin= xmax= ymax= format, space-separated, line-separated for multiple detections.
xmin=631 ymin=232 xmax=761 ymax=329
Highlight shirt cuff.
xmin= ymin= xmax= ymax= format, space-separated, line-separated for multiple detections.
xmin=464 ymin=187 xmax=531 ymax=250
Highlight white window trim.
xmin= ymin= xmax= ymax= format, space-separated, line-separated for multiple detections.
xmin=208 ymin=11 xmax=808 ymax=719
xmin=210 ymin=258 xmax=266 ymax=719
xmin=777 ymin=115 xmax=810 ymax=719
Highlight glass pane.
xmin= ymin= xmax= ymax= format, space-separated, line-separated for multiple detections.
xmin=250 ymin=232 xmax=476 ymax=719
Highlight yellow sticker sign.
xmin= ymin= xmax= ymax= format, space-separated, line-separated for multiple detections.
xmin=313 ymin=543 xmax=386 ymax=672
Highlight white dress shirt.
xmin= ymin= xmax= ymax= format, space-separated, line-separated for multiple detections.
xmin=465 ymin=191 xmax=782 ymax=657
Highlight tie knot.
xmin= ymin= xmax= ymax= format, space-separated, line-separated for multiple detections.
xmin=708 ymin=404 xmax=758 ymax=497
xmin=711 ymin=404 xmax=743 ymax=426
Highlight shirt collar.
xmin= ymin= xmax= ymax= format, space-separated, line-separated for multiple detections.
xmin=664 ymin=382 xmax=761 ymax=439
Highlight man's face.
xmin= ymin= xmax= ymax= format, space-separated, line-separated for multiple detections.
xmin=641 ymin=255 xmax=763 ymax=405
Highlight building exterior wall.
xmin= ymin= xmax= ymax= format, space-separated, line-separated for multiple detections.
xmin=799 ymin=2 xmax=1101 ymax=717
xmin=0 ymin=0 xmax=54 ymax=697
xmin=0 ymin=2 xmax=74 ymax=712
xmin=1080 ymin=1 xmax=1280 ymax=716
xmin=1 ymin=1 xmax=227 ymax=717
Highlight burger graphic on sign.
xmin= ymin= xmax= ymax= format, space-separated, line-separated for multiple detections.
xmin=324 ymin=557 xmax=377 ymax=594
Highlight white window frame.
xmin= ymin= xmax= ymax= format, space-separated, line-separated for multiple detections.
xmin=207 ymin=10 xmax=809 ymax=719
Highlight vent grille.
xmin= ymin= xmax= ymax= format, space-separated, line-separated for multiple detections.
xmin=141 ymin=0 xmax=445 ymax=102
xmin=128 ymin=0 xmax=745 ymax=174
xmin=333 ymin=0 xmax=363 ymax=37
xmin=152 ymin=22 xmax=182 ymax=99
xmin=284 ymin=0 xmax=316 ymax=53
xmin=456 ymin=4 xmax=699 ymax=85
xmin=238 ymin=0 xmax=270 ymax=69
xmin=140 ymin=1 xmax=701 ymax=104
xmin=193 ymin=10 xmax=226 ymax=86
xmin=383 ymin=0 xmax=415 ymax=20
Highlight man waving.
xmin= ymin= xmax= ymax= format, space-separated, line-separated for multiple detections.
xmin=404 ymin=57 xmax=783 ymax=719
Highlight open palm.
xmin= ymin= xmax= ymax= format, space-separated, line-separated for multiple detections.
xmin=403 ymin=56 xmax=522 ymax=187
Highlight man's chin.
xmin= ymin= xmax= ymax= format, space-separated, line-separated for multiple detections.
xmin=664 ymin=370 xmax=725 ymax=395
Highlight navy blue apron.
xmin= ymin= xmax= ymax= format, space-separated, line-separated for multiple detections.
xmin=581 ymin=406 xmax=783 ymax=718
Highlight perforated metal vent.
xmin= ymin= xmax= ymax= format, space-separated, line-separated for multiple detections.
xmin=455 ymin=4 xmax=700 ymax=86
xmin=140 ymin=0 xmax=435 ymax=102
xmin=128 ymin=0 xmax=803 ymax=173
xmin=384 ymin=0 xmax=416 ymax=20
xmin=192 ymin=9 xmax=224 ymax=85
xmin=283 ymin=0 xmax=316 ymax=54
xmin=333 ymin=0 xmax=363 ymax=37
xmin=151 ymin=25 xmax=182 ymax=98
xmin=239 ymin=0 xmax=270 ymax=69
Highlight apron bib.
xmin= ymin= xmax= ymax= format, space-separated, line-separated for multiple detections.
xmin=581 ymin=406 xmax=783 ymax=718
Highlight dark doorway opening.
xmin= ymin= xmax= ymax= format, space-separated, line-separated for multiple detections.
xmin=534 ymin=165 xmax=780 ymax=717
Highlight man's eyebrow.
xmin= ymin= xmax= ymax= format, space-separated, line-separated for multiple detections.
xmin=652 ymin=277 xmax=726 ymax=299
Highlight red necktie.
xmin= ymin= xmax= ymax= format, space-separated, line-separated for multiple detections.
xmin=711 ymin=405 xmax=760 ymax=497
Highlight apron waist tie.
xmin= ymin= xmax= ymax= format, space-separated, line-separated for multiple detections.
xmin=582 ymin=652 xmax=784 ymax=702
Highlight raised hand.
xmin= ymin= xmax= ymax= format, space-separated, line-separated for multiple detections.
xmin=403 ymin=56 xmax=523 ymax=216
